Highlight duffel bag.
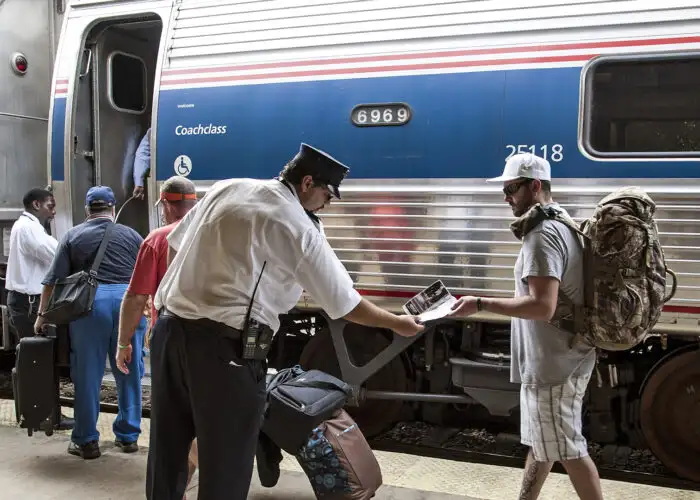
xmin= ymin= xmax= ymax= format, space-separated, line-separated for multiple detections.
xmin=296 ymin=409 xmax=383 ymax=499
xmin=261 ymin=365 xmax=350 ymax=454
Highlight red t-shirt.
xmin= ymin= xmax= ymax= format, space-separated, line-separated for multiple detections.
xmin=127 ymin=222 xmax=177 ymax=322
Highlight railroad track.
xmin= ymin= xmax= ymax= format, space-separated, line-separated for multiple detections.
xmin=58 ymin=396 xmax=136 ymax=419
xmin=51 ymin=395 xmax=700 ymax=493
xmin=367 ymin=439 xmax=700 ymax=493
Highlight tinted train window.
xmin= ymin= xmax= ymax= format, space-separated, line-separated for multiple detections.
xmin=110 ymin=52 xmax=146 ymax=113
xmin=584 ymin=56 xmax=700 ymax=157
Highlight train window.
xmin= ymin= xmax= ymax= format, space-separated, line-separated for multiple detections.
xmin=108 ymin=52 xmax=147 ymax=113
xmin=583 ymin=54 xmax=700 ymax=157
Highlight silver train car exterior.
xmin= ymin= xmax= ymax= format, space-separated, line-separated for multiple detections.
xmin=0 ymin=0 xmax=66 ymax=350
xmin=48 ymin=0 xmax=700 ymax=481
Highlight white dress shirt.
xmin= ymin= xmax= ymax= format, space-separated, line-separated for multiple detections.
xmin=6 ymin=212 xmax=58 ymax=295
xmin=154 ymin=178 xmax=361 ymax=333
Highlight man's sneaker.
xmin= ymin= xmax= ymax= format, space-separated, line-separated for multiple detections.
xmin=115 ymin=439 xmax=139 ymax=453
xmin=68 ymin=440 xmax=101 ymax=460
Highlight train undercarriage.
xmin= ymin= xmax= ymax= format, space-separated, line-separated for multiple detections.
xmin=270 ymin=309 xmax=700 ymax=483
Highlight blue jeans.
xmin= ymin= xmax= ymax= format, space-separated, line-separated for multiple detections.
xmin=69 ymin=283 xmax=146 ymax=445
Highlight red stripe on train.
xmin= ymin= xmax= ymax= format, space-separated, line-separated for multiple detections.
xmin=161 ymin=35 xmax=700 ymax=77
xmin=161 ymin=54 xmax=591 ymax=86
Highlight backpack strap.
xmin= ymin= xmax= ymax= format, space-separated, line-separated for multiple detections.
xmin=511 ymin=203 xmax=595 ymax=341
xmin=510 ymin=203 xmax=589 ymax=241
xmin=510 ymin=204 xmax=550 ymax=240
xmin=89 ymin=222 xmax=115 ymax=277
xmin=551 ymin=291 xmax=588 ymax=344
xmin=664 ymin=268 xmax=678 ymax=303
xmin=537 ymin=207 xmax=592 ymax=341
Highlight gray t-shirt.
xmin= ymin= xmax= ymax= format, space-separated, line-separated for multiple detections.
xmin=510 ymin=204 xmax=596 ymax=385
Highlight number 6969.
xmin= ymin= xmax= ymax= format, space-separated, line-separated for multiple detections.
xmin=352 ymin=103 xmax=412 ymax=127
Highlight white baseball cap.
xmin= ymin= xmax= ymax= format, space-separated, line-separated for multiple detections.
xmin=486 ymin=153 xmax=551 ymax=183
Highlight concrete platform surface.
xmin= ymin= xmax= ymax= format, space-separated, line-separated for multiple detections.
xmin=0 ymin=427 xmax=148 ymax=499
xmin=0 ymin=425 xmax=477 ymax=500
xmin=1 ymin=400 xmax=699 ymax=500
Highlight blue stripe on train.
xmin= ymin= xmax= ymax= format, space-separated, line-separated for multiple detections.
xmin=149 ymin=66 xmax=696 ymax=180
xmin=51 ymin=98 xmax=66 ymax=182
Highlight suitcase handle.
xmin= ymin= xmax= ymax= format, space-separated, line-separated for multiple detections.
xmin=285 ymin=380 xmax=349 ymax=394
xmin=36 ymin=324 xmax=53 ymax=338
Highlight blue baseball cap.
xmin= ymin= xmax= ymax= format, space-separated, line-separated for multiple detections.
xmin=85 ymin=185 xmax=116 ymax=207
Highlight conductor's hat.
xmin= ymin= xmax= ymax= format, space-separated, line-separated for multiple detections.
xmin=291 ymin=143 xmax=350 ymax=199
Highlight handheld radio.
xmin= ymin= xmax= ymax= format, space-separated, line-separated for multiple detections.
xmin=242 ymin=261 xmax=268 ymax=360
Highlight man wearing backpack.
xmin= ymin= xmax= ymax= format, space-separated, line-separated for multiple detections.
xmin=450 ymin=153 xmax=603 ymax=500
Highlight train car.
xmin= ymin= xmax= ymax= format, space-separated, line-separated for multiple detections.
xmin=48 ymin=0 xmax=700 ymax=481
xmin=0 ymin=0 xmax=66 ymax=350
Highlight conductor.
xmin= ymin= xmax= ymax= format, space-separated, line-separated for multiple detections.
xmin=147 ymin=144 xmax=424 ymax=499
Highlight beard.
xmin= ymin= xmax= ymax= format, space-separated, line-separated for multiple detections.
xmin=511 ymin=204 xmax=526 ymax=217
xmin=510 ymin=196 xmax=534 ymax=217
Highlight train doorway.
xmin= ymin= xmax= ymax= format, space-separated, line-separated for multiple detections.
xmin=70 ymin=14 xmax=162 ymax=237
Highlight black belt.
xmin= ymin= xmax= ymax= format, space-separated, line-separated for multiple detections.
xmin=159 ymin=308 xmax=244 ymax=340
xmin=160 ymin=307 xmax=274 ymax=361
xmin=8 ymin=290 xmax=40 ymax=298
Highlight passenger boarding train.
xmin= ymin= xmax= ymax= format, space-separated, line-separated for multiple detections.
xmin=3 ymin=0 xmax=700 ymax=482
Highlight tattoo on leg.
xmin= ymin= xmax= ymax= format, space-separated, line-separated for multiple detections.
xmin=519 ymin=459 xmax=542 ymax=500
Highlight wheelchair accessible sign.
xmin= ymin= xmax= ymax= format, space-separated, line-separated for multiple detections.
xmin=174 ymin=155 xmax=192 ymax=177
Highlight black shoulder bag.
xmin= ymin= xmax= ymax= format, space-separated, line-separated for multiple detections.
xmin=41 ymin=223 xmax=115 ymax=325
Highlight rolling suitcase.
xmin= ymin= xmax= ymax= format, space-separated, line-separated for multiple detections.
xmin=296 ymin=409 xmax=383 ymax=499
xmin=12 ymin=335 xmax=59 ymax=436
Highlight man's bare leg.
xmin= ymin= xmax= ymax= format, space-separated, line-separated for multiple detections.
xmin=561 ymin=456 xmax=603 ymax=500
xmin=182 ymin=440 xmax=198 ymax=500
xmin=518 ymin=450 xmax=553 ymax=500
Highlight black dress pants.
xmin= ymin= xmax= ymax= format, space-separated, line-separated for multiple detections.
xmin=7 ymin=291 xmax=39 ymax=342
xmin=146 ymin=312 xmax=266 ymax=500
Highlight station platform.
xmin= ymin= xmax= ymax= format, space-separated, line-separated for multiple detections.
xmin=0 ymin=400 xmax=698 ymax=500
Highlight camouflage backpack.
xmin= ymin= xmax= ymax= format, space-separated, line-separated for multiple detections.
xmin=511 ymin=187 xmax=677 ymax=351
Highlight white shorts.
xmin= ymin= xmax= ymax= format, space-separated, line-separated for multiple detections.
xmin=520 ymin=373 xmax=591 ymax=462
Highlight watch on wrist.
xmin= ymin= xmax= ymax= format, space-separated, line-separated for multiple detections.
xmin=476 ymin=298 xmax=483 ymax=311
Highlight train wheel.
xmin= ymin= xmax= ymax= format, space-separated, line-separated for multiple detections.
xmin=299 ymin=324 xmax=408 ymax=438
xmin=640 ymin=349 xmax=700 ymax=481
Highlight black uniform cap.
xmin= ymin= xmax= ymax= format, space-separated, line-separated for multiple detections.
xmin=292 ymin=143 xmax=350 ymax=199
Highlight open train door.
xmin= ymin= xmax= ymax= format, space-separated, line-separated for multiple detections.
xmin=60 ymin=7 xmax=169 ymax=381
xmin=69 ymin=13 xmax=163 ymax=238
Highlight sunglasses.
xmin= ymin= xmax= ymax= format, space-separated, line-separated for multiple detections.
xmin=503 ymin=178 xmax=532 ymax=196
